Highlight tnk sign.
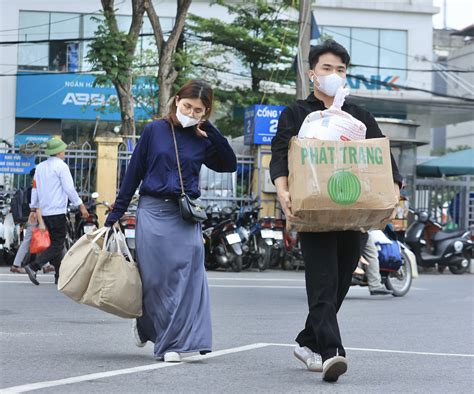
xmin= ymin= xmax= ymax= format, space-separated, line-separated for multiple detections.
xmin=347 ymin=75 xmax=400 ymax=91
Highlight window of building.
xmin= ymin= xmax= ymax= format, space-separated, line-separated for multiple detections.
xmin=18 ymin=11 xmax=50 ymax=70
xmin=319 ymin=26 xmax=408 ymax=85
xmin=18 ymin=11 xmax=174 ymax=72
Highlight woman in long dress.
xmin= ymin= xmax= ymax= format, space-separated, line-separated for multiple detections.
xmin=105 ymin=80 xmax=237 ymax=362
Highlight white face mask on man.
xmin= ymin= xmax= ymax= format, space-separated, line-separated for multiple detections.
xmin=311 ymin=73 xmax=346 ymax=97
xmin=176 ymin=106 xmax=201 ymax=128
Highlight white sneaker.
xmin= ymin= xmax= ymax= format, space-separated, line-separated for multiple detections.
xmin=131 ymin=319 xmax=146 ymax=348
xmin=322 ymin=356 xmax=348 ymax=382
xmin=293 ymin=345 xmax=323 ymax=372
xmin=163 ymin=352 xmax=181 ymax=363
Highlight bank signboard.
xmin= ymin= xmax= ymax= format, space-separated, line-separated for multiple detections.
xmin=16 ymin=73 xmax=155 ymax=121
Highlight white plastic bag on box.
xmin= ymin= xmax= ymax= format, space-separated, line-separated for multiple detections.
xmin=298 ymin=87 xmax=366 ymax=141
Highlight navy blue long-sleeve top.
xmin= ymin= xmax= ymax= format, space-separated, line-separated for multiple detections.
xmin=105 ymin=119 xmax=237 ymax=226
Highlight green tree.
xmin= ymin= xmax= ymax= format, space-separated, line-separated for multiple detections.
xmin=144 ymin=0 xmax=192 ymax=117
xmin=187 ymin=0 xmax=299 ymax=137
xmin=86 ymin=0 xmax=146 ymax=137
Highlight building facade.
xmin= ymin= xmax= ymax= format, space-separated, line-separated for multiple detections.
xmin=0 ymin=0 xmax=235 ymax=146
xmin=313 ymin=0 xmax=473 ymax=160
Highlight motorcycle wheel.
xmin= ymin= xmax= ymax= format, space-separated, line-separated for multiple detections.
xmin=205 ymin=260 xmax=220 ymax=270
xmin=385 ymin=249 xmax=412 ymax=297
xmin=1 ymin=249 xmax=16 ymax=266
xmin=242 ymin=255 xmax=252 ymax=270
xmin=232 ymin=255 xmax=243 ymax=272
xmin=258 ymin=239 xmax=271 ymax=271
xmin=281 ymin=258 xmax=293 ymax=271
xmin=448 ymin=252 xmax=470 ymax=275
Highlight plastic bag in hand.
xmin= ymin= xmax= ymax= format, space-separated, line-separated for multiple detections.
xmin=298 ymin=87 xmax=366 ymax=141
xmin=30 ymin=228 xmax=51 ymax=254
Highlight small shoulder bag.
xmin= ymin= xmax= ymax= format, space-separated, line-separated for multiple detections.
xmin=170 ymin=122 xmax=208 ymax=223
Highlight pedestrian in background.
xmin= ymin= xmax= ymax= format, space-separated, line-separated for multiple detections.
xmin=24 ymin=138 xmax=89 ymax=286
xmin=10 ymin=169 xmax=54 ymax=274
xmin=270 ymin=40 xmax=402 ymax=382
xmin=360 ymin=232 xmax=393 ymax=296
xmin=105 ymin=80 xmax=237 ymax=362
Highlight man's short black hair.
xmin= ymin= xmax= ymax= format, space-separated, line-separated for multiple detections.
xmin=308 ymin=39 xmax=351 ymax=69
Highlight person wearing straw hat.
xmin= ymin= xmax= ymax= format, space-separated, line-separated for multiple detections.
xmin=24 ymin=137 xmax=89 ymax=286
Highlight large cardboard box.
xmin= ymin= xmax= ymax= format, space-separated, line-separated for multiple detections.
xmin=288 ymin=137 xmax=397 ymax=232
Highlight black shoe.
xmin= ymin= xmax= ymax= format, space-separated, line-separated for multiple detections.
xmin=54 ymin=275 xmax=59 ymax=285
xmin=370 ymin=286 xmax=392 ymax=296
xmin=25 ymin=265 xmax=39 ymax=286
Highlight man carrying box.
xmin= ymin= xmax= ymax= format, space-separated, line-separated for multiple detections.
xmin=270 ymin=39 xmax=403 ymax=383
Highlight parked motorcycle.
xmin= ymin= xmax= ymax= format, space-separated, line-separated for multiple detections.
xmin=268 ymin=217 xmax=285 ymax=268
xmin=0 ymin=193 xmax=20 ymax=265
xmin=235 ymin=201 xmax=268 ymax=271
xmin=203 ymin=205 xmax=243 ymax=272
xmin=72 ymin=192 xmax=101 ymax=240
xmin=405 ymin=208 xmax=472 ymax=274
xmin=281 ymin=228 xmax=305 ymax=271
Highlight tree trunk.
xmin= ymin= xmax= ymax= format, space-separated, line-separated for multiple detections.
xmin=115 ymin=77 xmax=136 ymax=138
xmin=145 ymin=0 xmax=192 ymax=117
xmin=296 ymin=0 xmax=311 ymax=99
xmin=157 ymin=45 xmax=178 ymax=117
xmin=100 ymin=0 xmax=145 ymax=139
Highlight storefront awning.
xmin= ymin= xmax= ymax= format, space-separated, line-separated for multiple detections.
xmin=416 ymin=149 xmax=474 ymax=177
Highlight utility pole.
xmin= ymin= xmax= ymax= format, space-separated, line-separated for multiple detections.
xmin=296 ymin=0 xmax=311 ymax=99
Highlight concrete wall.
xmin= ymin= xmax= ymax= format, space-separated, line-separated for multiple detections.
xmin=446 ymin=42 xmax=474 ymax=150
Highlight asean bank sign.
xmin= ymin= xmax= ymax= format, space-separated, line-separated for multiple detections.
xmin=16 ymin=73 xmax=155 ymax=121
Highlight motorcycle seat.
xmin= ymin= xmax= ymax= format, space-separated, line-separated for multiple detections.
xmin=431 ymin=230 xmax=466 ymax=242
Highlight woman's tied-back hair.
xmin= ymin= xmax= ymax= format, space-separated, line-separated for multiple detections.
xmin=166 ymin=80 xmax=214 ymax=128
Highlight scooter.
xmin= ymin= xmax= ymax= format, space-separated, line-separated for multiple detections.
xmin=405 ymin=208 xmax=472 ymax=274
xmin=352 ymin=238 xmax=414 ymax=297
xmin=0 ymin=193 xmax=20 ymax=265
xmin=203 ymin=205 xmax=243 ymax=272
xmin=73 ymin=192 xmax=101 ymax=239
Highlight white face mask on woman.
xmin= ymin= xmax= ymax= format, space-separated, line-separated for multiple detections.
xmin=312 ymin=73 xmax=346 ymax=97
xmin=176 ymin=106 xmax=200 ymax=128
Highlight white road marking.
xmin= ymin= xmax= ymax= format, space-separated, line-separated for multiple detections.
xmin=0 ymin=343 xmax=270 ymax=393
xmin=0 ymin=281 xmax=55 ymax=284
xmin=207 ymin=277 xmax=305 ymax=282
xmin=210 ymin=284 xmax=305 ymax=289
xmin=0 ymin=281 xmax=428 ymax=292
xmin=1 ymin=341 xmax=472 ymax=392
xmin=267 ymin=343 xmax=474 ymax=358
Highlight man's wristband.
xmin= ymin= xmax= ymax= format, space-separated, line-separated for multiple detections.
xmin=30 ymin=208 xmax=37 ymax=213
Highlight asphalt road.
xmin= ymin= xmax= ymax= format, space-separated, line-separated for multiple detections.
xmin=0 ymin=268 xmax=473 ymax=393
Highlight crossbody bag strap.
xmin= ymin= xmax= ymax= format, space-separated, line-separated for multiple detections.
xmin=169 ymin=121 xmax=186 ymax=196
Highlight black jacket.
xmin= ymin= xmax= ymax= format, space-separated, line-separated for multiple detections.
xmin=269 ymin=94 xmax=403 ymax=187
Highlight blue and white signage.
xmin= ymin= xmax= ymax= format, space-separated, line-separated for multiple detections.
xmin=16 ymin=73 xmax=156 ymax=121
xmin=0 ymin=153 xmax=35 ymax=174
xmin=244 ymin=105 xmax=285 ymax=145
xmin=14 ymin=134 xmax=52 ymax=147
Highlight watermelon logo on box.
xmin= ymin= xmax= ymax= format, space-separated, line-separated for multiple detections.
xmin=327 ymin=170 xmax=361 ymax=205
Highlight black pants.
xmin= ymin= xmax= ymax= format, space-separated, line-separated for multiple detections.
xmin=32 ymin=214 xmax=67 ymax=277
xmin=296 ymin=231 xmax=361 ymax=362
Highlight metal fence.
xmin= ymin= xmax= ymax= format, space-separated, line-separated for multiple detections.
xmin=414 ymin=176 xmax=474 ymax=230
xmin=0 ymin=143 xmax=96 ymax=200
xmin=117 ymin=144 xmax=255 ymax=207
xmin=2 ymin=142 xmax=254 ymax=207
